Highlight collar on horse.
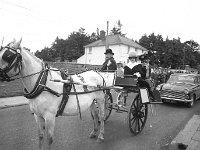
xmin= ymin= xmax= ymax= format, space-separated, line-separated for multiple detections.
xmin=23 ymin=63 xmax=63 ymax=99
xmin=24 ymin=63 xmax=51 ymax=99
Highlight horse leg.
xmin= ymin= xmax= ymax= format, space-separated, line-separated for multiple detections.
xmin=89 ymin=101 xmax=99 ymax=139
xmin=45 ymin=113 xmax=55 ymax=150
xmin=34 ymin=114 xmax=45 ymax=150
xmin=96 ymin=97 xmax=105 ymax=143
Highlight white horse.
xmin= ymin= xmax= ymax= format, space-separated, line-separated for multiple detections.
xmin=0 ymin=39 xmax=115 ymax=150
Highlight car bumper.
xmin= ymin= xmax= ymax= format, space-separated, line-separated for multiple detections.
xmin=161 ymin=96 xmax=192 ymax=102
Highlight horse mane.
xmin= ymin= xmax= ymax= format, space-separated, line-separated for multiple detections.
xmin=22 ymin=47 xmax=43 ymax=64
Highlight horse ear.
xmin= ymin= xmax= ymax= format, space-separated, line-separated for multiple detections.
xmin=13 ymin=38 xmax=22 ymax=48
xmin=11 ymin=38 xmax=16 ymax=44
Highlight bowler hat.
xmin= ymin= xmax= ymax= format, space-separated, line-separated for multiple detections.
xmin=104 ymin=48 xmax=114 ymax=55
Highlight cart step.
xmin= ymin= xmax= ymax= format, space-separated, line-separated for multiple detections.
xmin=116 ymin=109 xmax=124 ymax=113
xmin=147 ymin=102 xmax=163 ymax=104
xmin=110 ymin=103 xmax=127 ymax=107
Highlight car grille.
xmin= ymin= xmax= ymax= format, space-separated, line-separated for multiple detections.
xmin=161 ymin=90 xmax=186 ymax=99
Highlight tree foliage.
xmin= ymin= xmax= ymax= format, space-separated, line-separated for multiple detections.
xmin=110 ymin=20 xmax=126 ymax=36
xmin=35 ymin=28 xmax=93 ymax=62
xmin=139 ymin=33 xmax=200 ymax=69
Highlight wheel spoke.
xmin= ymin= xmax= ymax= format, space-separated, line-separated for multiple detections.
xmin=139 ymin=117 xmax=144 ymax=126
xmin=130 ymin=108 xmax=136 ymax=114
xmin=133 ymin=118 xmax=138 ymax=132
xmin=131 ymin=116 xmax=137 ymax=127
xmin=130 ymin=114 xmax=136 ymax=122
xmin=137 ymin=118 xmax=141 ymax=132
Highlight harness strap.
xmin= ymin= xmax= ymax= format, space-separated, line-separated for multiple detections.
xmin=72 ymin=83 xmax=82 ymax=119
xmin=95 ymin=71 xmax=106 ymax=93
xmin=56 ymin=83 xmax=72 ymax=117
xmin=43 ymin=86 xmax=61 ymax=97
xmin=56 ymin=70 xmax=72 ymax=117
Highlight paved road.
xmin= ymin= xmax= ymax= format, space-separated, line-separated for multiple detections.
xmin=1 ymin=94 xmax=200 ymax=150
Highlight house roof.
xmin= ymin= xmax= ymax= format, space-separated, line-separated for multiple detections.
xmin=84 ymin=34 xmax=148 ymax=51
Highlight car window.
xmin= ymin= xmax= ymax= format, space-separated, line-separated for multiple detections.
xmin=197 ymin=76 xmax=200 ymax=83
xmin=168 ymin=75 xmax=194 ymax=84
xmin=194 ymin=77 xmax=197 ymax=84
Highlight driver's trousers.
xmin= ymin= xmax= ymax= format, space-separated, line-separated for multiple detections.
xmin=138 ymin=79 xmax=155 ymax=101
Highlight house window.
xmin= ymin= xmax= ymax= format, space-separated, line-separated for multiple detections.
xmin=88 ymin=47 xmax=92 ymax=54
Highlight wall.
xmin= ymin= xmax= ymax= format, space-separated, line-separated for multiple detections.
xmin=48 ymin=62 xmax=101 ymax=74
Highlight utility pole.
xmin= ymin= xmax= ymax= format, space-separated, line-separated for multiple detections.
xmin=106 ymin=21 xmax=109 ymax=49
xmin=183 ymin=46 xmax=186 ymax=69
xmin=107 ymin=21 xmax=109 ymax=35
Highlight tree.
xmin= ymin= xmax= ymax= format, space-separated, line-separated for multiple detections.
xmin=183 ymin=40 xmax=200 ymax=68
xmin=110 ymin=20 xmax=126 ymax=36
xmin=51 ymin=37 xmax=66 ymax=61
xmin=139 ymin=33 xmax=164 ymax=67
xmin=65 ymin=28 xmax=91 ymax=61
xmin=35 ymin=28 xmax=97 ymax=62
xmin=138 ymin=33 xmax=200 ymax=69
xmin=35 ymin=47 xmax=55 ymax=61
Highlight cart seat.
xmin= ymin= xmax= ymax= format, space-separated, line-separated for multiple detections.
xmin=114 ymin=75 xmax=138 ymax=87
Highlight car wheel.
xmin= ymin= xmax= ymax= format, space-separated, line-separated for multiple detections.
xmin=186 ymin=95 xmax=195 ymax=108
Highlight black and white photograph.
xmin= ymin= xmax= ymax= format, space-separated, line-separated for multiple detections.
xmin=0 ymin=0 xmax=200 ymax=150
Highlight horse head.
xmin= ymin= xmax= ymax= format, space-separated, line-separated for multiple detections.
xmin=0 ymin=38 xmax=23 ymax=81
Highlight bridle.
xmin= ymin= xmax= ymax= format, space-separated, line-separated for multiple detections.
xmin=0 ymin=44 xmax=22 ymax=82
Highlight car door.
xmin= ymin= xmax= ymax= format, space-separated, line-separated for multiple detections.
xmin=196 ymin=76 xmax=200 ymax=99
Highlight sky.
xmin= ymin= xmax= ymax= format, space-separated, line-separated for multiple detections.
xmin=0 ymin=0 xmax=200 ymax=52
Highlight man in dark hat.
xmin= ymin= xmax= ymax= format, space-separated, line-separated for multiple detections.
xmin=100 ymin=48 xmax=117 ymax=71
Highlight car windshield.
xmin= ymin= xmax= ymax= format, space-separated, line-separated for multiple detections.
xmin=168 ymin=75 xmax=195 ymax=84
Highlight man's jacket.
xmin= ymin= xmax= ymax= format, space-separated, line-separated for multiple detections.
xmin=124 ymin=64 xmax=146 ymax=80
xmin=100 ymin=57 xmax=117 ymax=71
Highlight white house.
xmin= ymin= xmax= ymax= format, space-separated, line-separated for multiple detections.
xmin=77 ymin=33 xmax=148 ymax=65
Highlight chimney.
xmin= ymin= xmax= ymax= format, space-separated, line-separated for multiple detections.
xmin=100 ymin=30 xmax=106 ymax=40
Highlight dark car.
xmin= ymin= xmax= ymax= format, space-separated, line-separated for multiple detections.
xmin=156 ymin=73 xmax=200 ymax=107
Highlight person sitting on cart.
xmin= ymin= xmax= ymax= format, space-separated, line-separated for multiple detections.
xmin=99 ymin=48 xmax=117 ymax=97
xmin=100 ymin=48 xmax=117 ymax=72
xmin=116 ymin=60 xmax=124 ymax=77
xmin=124 ymin=52 xmax=139 ymax=75
xmin=124 ymin=52 xmax=155 ymax=101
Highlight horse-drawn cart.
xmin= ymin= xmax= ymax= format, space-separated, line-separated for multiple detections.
xmin=0 ymin=39 xmax=164 ymax=149
xmin=104 ymin=76 xmax=162 ymax=135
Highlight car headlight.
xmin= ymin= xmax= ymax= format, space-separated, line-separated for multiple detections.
xmin=185 ymin=94 xmax=190 ymax=99
xmin=156 ymin=84 xmax=162 ymax=91
xmin=184 ymin=89 xmax=189 ymax=94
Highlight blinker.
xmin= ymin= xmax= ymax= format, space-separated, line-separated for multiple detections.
xmin=2 ymin=49 xmax=16 ymax=64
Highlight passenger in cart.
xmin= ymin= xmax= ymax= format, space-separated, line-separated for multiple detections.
xmin=124 ymin=52 xmax=156 ymax=101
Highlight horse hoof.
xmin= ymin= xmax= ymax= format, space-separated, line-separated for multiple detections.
xmin=89 ymin=133 xmax=97 ymax=139
xmin=97 ymin=138 xmax=104 ymax=143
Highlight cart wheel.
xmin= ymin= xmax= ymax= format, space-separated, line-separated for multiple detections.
xmin=127 ymin=94 xmax=148 ymax=135
xmin=104 ymin=92 xmax=113 ymax=122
